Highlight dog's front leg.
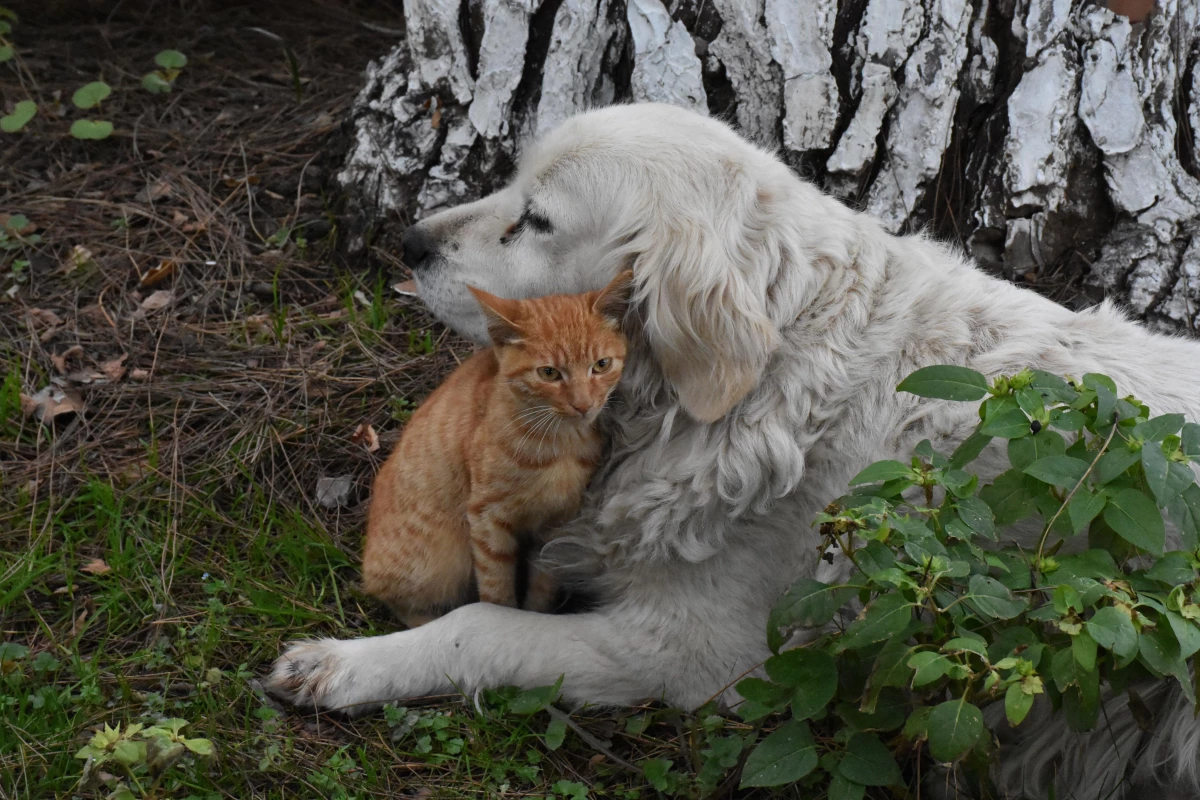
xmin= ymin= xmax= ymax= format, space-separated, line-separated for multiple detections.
xmin=266 ymin=603 xmax=663 ymax=715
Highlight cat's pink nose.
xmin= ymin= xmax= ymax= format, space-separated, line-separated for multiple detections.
xmin=572 ymin=401 xmax=590 ymax=416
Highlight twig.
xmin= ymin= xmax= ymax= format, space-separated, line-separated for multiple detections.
xmin=545 ymin=705 xmax=641 ymax=773
xmin=1036 ymin=422 xmax=1120 ymax=562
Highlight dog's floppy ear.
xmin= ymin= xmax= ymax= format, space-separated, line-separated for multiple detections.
xmin=590 ymin=269 xmax=635 ymax=326
xmin=634 ymin=219 xmax=780 ymax=423
xmin=468 ymin=285 xmax=523 ymax=345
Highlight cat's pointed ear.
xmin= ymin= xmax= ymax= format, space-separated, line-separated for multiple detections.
xmin=591 ymin=269 xmax=635 ymax=326
xmin=468 ymin=286 xmax=524 ymax=345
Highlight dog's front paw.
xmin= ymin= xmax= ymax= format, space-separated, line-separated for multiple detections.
xmin=266 ymin=639 xmax=370 ymax=716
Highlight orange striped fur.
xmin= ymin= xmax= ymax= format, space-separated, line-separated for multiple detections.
xmin=362 ymin=271 xmax=633 ymax=626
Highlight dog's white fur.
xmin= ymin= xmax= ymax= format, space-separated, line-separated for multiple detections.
xmin=269 ymin=104 xmax=1200 ymax=797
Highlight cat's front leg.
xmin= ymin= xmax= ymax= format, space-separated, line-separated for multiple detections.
xmin=466 ymin=502 xmax=521 ymax=607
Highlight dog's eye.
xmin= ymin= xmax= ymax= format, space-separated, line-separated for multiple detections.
xmin=501 ymin=206 xmax=553 ymax=245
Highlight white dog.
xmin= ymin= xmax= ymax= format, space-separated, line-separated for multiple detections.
xmin=269 ymin=103 xmax=1200 ymax=797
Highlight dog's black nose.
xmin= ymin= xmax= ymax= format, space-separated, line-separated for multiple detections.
xmin=401 ymin=225 xmax=434 ymax=269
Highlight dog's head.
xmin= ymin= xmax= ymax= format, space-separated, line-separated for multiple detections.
xmin=404 ymin=103 xmax=795 ymax=423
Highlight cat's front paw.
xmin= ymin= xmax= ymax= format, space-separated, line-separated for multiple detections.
xmin=266 ymin=639 xmax=374 ymax=716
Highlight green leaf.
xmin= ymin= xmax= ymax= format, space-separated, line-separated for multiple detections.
xmin=1005 ymin=682 xmax=1034 ymax=726
xmin=1086 ymin=606 xmax=1138 ymax=659
xmin=765 ymin=649 xmax=836 ymax=720
xmin=980 ymin=470 xmax=1036 ymax=526
xmin=1084 ymin=374 xmax=1118 ymax=423
xmin=0 ymin=99 xmax=36 ymax=133
xmin=849 ymin=460 xmax=911 ymax=485
xmin=739 ymin=720 xmax=818 ymax=787
xmin=1024 ymin=455 xmax=1091 ymax=488
xmin=1167 ymin=484 xmax=1200 ymax=551
xmin=897 ymin=365 xmax=989 ymax=401
xmin=1182 ymin=423 xmax=1200 ymax=460
xmin=72 ymin=80 xmax=112 ymax=109
xmin=908 ymin=652 xmax=952 ymax=687
xmin=736 ymin=678 xmax=790 ymax=721
xmin=1138 ymin=626 xmax=1194 ymax=702
xmin=1051 ymin=408 xmax=1088 ymax=431
xmin=1133 ymin=414 xmax=1185 ymax=442
xmin=838 ymin=732 xmax=902 ymax=786
xmin=1104 ymin=488 xmax=1165 ymax=555
xmin=112 ymin=739 xmax=146 ymax=766
xmin=965 ymin=575 xmax=1027 ymax=620
xmin=1166 ymin=611 xmax=1200 ymax=660
xmin=1067 ymin=490 xmax=1107 ymax=534
xmin=155 ymin=49 xmax=188 ymax=69
xmin=767 ymin=578 xmax=856 ymax=653
xmin=980 ymin=400 xmax=1032 ymax=439
xmin=926 ymin=699 xmax=984 ymax=763
xmin=1142 ymin=445 xmax=1194 ymax=506
xmin=950 ymin=431 xmax=992 ymax=469
xmin=0 ymin=44 xmax=12 ymax=63
xmin=70 ymin=119 xmax=114 ymax=140
xmin=1008 ymin=430 xmax=1065 ymax=470
xmin=1072 ymin=629 xmax=1098 ymax=672
xmin=1095 ymin=446 xmax=1140 ymax=485
xmin=544 ymin=717 xmax=567 ymax=750
xmin=509 ymin=676 xmax=563 ymax=714
xmin=142 ymin=72 xmax=172 ymax=93
xmin=864 ymin=636 xmax=913 ymax=712
xmin=956 ymin=496 xmax=996 ymax=539
xmin=182 ymin=737 xmax=214 ymax=756
xmin=839 ymin=592 xmax=912 ymax=650
xmin=828 ymin=773 xmax=867 ymax=800
xmin=641 ymin=758 xmax=673 ymax=791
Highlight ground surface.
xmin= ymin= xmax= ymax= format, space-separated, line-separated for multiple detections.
xmin=0 ymin=4 xmax=737 ymax=798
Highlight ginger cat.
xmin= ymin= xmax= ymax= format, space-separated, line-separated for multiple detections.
xmin=362 ymin=271 xmax=633 ymax=627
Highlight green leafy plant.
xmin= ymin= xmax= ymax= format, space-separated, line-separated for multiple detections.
xmin=142 ymin=49 xmax=187 ymax=93
xmin=0 ymin=6 xmax=19 ymax=63
xmin=74 ymin=718 xmax=214 ymax=799
xmin=70 ymin=80 xmax=113 ymax=140
xmin=736 ymin=365 xmax=1200 ymax=795
xmin=1 ymin=99 xmax=35 ymax=133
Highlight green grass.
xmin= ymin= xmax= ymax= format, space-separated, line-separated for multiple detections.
xmin=0 ymin=277 xmax=758 ymax=800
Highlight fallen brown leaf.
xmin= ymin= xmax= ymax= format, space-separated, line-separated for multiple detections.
xmin=141 ymin=290 xmax=174 ymax=312
xmin=130 ymin=368 xmax=150 ymax=381
xmin=22 ymin=385 xmax=86 ymax=424
xmin=81 ymin=558 xmax=111 ymax=576
xmin=27 ymin=308 xmax=63 ymax=327
xmin=51 ymin=345 xmax=84 ymax=374
xmin=140 ymin=260 xmax=177 ymax=288
xmin=100 ymin=355 xmax=127 ymax=382
xmin=171 ymin=210 xmax=188 ymax=225
xmin=393 ymin=279 xmax=418 ymax=296
xmin=134 ymin=180 xmax=172 ymax=203
xmin=351 ymin=423 xmax=380 ymax=453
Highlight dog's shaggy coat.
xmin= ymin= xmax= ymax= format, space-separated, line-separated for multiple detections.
xmin=269 ymin=104 xmax=1200 ymax=797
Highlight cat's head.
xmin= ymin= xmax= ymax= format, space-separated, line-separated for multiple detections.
xmin=467 ymin=270 xmax=632 ymax=425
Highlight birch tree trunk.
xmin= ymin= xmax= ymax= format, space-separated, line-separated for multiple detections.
xmin=339 ymin=0 xmax=1200 ymax=332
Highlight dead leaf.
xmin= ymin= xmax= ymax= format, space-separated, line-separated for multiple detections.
xmin=81 ymin=558 xmax=111 ymax=576
xmin=100 ymin=355 xmax=127 ymax=382
xmin=141 ymin=290 xmax=174 ymax=312
xmin=393 ymin=280 xmax=418 ymax=297
xmin=64 ymin=370 xmax=106 ymax=385
xmin=51 ymin=345 xmax=84 ymax=374
xmin=26 ymin=308 xmax=63 ymax=327
xmin=351 ymin=423 xmax=380 ymax=453
xmin=315 ymin=475 xmax=353 ymax=509
xmin=65 ymin=244 xmax=96 ymax=274
xmin=431 ymin=96 xmax=442 ymax=129
xmin=22 ymin=385 xmax=85 ymax=424
xmin=134 ymin=180 xmax=172 ymax=204
xmin=181 ymin=219 xmax=208 ymax=233
xmin=171 ymin=210 xmax=188 ymax=225
xmin=140 ymin=260 xmax=177 ymax=288
xmin=130 ymin=368 xmax=150 ymax=381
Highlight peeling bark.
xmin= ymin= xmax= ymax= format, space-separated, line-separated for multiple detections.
xmin=340 ymin=0 xmax=1200 ymax=334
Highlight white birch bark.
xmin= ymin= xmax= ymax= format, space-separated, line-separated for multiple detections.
xmin=338 ymin=0 xmax=1200 ymax=331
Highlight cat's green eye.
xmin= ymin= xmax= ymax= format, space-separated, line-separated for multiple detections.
xmin=538 ymin=366 xmax=560 ymax=381
xmin=593 ymin=358 xmax=612 ymax=374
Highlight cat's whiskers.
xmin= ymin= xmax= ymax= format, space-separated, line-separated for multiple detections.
xmin=515 ymin=407 xmax=559 ymax=455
